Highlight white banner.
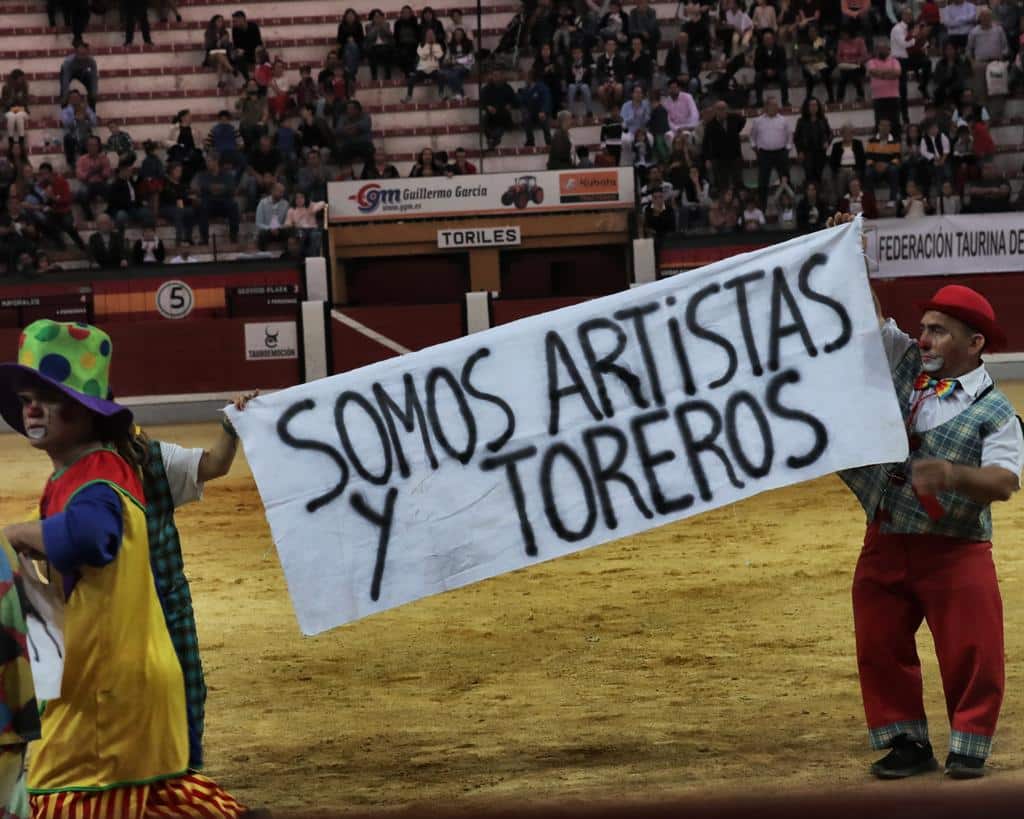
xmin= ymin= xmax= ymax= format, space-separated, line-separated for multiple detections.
xmin=866 ymin=213 xmax=1024 ymax=278
xmin=328 ymin=168 xmax=634 ymax=223
xmin=230 ymin=219 xmax=907 ymax=636
xmin=245 ymin=321 xmax=298 ymax=361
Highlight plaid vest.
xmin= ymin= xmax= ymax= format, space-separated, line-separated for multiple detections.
xmin=839 ymin=348 xmax=1016 ymax=541
xmin=143 ymin=440 xmax=206 ymax=771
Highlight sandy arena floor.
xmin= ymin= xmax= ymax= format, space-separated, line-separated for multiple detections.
xmin=2 ymin=384 xmax=1024 ymax=812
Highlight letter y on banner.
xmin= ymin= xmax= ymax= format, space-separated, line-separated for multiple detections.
xmin=229 ymin=217 xmax=907 ymax=636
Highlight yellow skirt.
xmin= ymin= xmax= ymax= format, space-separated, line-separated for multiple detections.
xmin=30 ymin=773 xmax=246 ymax=819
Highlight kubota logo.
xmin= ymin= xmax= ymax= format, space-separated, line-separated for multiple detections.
xmin=349 ymin=183 xmax=401 ymax=213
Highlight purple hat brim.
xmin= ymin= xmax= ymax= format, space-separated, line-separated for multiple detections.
xmin=0 ymin=363 xmax=133 ymax=436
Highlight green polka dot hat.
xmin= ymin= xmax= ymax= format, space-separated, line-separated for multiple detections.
xmin=0 ymin=319 xmax=132 ymax=436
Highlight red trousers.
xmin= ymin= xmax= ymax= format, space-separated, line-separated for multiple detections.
xmin=852 ymin=520 xmax=1005 ymax=756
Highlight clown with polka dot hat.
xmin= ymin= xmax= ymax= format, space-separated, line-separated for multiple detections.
xmin=0 ymin=320 xmax=250 ymax=818
xmin=0 ymin=319 xmax=132 ymax=437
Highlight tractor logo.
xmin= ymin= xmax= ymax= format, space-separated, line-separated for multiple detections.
xmin=501 ymin=175 xmax=545 ymax=209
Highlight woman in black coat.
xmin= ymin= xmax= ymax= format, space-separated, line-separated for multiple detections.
xmin=793 ymin=95 xmax=832 ymax=185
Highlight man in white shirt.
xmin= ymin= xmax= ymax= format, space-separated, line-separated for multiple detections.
xmin=941 ymin=0 xmax=979 ymax=49
xmin=836 ymin=261 xmax=1022 ymax=781
xmin=750 ymin=96 xmax=792 ymax=208
xmin=662 ymin=78 xmax=699 ymax=142
xmin=890 ymin=7 xmax=932 ymax=122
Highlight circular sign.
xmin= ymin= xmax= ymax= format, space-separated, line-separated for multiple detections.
xmin=156 ymin=280 xmax=195 ymax=319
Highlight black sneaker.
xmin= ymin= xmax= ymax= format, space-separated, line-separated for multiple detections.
xmin=945 ymin=752 xmax=985 ymax=779
xmin=870 ymin=734 xmax=939 ymax=779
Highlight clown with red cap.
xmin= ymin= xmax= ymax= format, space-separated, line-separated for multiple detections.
xmin=839 ymin=274 xmax=1023 ymax=780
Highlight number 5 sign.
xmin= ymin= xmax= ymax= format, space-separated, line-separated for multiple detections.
xmin=156 ymin=280 xmax=195 ymax=319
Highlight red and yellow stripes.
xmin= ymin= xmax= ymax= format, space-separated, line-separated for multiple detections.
xmin=31 ymin=774 xmax=246 ymax=819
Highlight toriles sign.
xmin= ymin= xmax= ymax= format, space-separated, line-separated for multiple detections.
xmin=437 ymin=226 xmax=522 ymax=249
xmin=328 ymin=169 xmax=635 ymax=223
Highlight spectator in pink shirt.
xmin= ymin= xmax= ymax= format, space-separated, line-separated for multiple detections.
xmin=836 ymin=26 xmax=870 ymax=101
xmin=866 ymin=41 xmax=902 ymax=138
xmin=841 ymin=0 xmax=872 ymax=41
xmin=73 ymin=135 xmax=112 ymax=221
xmin=662 ymin=78 xmax=699 ymax=141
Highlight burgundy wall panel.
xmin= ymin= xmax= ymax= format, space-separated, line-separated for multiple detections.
xmin=492 ymin=297 xmax=590 ymax=325
xmin=331 ymin=304 xmax=464 ymax=373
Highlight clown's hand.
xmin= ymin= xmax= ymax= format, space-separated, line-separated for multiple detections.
xmin=911 ymin=458 xmax=954 ymax=496
xmin=826 ymin=211 xmax=855 ymax=228
xmin=233 ymin=390 xmax=260 ymax=411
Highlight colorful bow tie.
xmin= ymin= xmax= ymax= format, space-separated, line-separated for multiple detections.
xmin=914 ymin=373 xmax=958 ymax=398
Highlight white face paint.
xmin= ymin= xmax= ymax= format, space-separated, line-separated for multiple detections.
xmin=26 ymin=427 xmax=47 ymax=441
xmin=921 ymin=355 xmax=945 ymax=373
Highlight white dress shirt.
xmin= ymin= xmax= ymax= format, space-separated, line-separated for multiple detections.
xmin=880 ymin=319 xmax=1023 ymax=480
xmin=159 ymin=441 xmax=206 ymax=507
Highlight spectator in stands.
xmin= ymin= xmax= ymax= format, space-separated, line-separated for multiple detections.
xmin=640 ymin=165 xmax=675 ymax=207
xmin=337 ymin=9 xmax=365 ymax=87
xmin=942 ymin=0 xmax=978 ymax=50
xmin=132 ymin=226 xmax=166 ymax=264
xmin=237 ymin=80 xmax=269 ymax=151
xmin=360 ymin=152 xmax=399 ymax=179
xmin=967 ymin=8 xmax=1010 ymax=99
xmin=60 ymin=42 xmax=98 ymax=109
xmin=393 ymin=5 xmax=421 ymax=77
xmin=284 ymin=192 xmax=326 ymax=256
xmin=750 ymin=96 xmax=791 ymax=208
xmin=900 ymin=179 xmax=932 ymax=219
xmin=105 ymin=121 xmax=135 ymax=165
xmin=741 ymin=194 xmax=767 ymax=231
xmin=365 ymin=10 xmax=397 ymax=81
xmin=565 ymin=46 xmax=594 ymax=119
xmin=900 ymin=122 xmax=927 ymax=194
xmin=122 ymin=0 xmax=154 ymax=47
xmin=964 ymin=157 xmax=1012 ymax=211
xmin=87 ymin=213 xmax=127 ymax=269
xmin=752 ymin=0 xmax=778 ymax=36
xmin=293 ymin=65 xmax=319 ymax=111
xmin=620 ymin=84 xmax=650 ymax=154
xmin=295 ymin=149 xmax=329 ymax=199
xmin=629 ymin=0 xmax=660 ymax=49
xmin=480 ymin=69 xmax=517 ymax=150
xmin=74 ymin=135 xmax=111 ymax=220
xmin=204 ymin=15 xmax=236 ymax=91
xmin=598 ymin=0 xmax=629 ymax=48
xmin=956 ymin=87 xmax=991 ymax=124
xmin=951 ymin=121 xmax=975 ymax=179
xmin=59 ymin=0 xmax=91 ymax=47
xmin=533 ymin=43 xmax=564 ymax=115
xmin=841 ymin=0 xmax=872 ymax=41
xmin=623 ymin=35 xmax=654 ymax=97
xmin=596 ymin=38 xmax=626 ymax=110
xmin=647 ymin=90 xmax=671 ymax=158
xmin=409 ymin=147 xmax=441 ymax=177
xmin=60 ymin=89 xmax=96 ymax=167
xmin=865 ymin=118 xmax=901 ymax=207
xmin=703 ymin=101 xmax=745 ymax=193
xmin=158 ymin=162 xmax=195 ymax=246
xmin=709 ymin=187 xmax=740 ymax=231
xmin=644 ymin=189 xmax=675 ymax=238
xmin=794 ymin=96 xmax=831 ymax=188
xmin=835 ymin=26 xmax=869 ymax=101
xmin=937 ymin=178 xmax=962 ymax=213
xmin=298 ymin=104 xmax=332 ymax=157
xmin=231 ymin=10 xmax=264 ymax=80
xmin=679 ymin=165 xmax=711 ymax=229
xmin=244 ymin=133 xmax=282 ymax=209
xmin=599 ymin=103 xmax=624 ymax=163
xmin=404 ymin=28 xmax=444 ymax=103
xmin=34 ymin=162 xmax=84 ymax=250
xmin=165 ymin=109 xmax=204 ymax=184
xmin=21 ymin=172 xmax=82 ymax=252
xmin=206 ymin=109 xmax=244 ymax=170
xmin=754 ymin=30 xmax=789 ymax=107
xmin=7 ymin=140 xmax=32 ymax=194
xmin=443 ymin=8 xmax=464 ymax=42
xmin=1009 ymin=33 xmax=1024 ymax=94
xmin=547 ymin=110 xmax=575 ymax=170
xmin=521 ymin=70 xmax=553 ymax=148
xmin=440 ymin=29 xmax=474 ymax=102
xmin=108 ymin=158 xmax=155 ymax=230
xmin=990 ymin=0 xmax=1021 ymax=43
xmin=866 ymin=42 xmax=902 ymax=138
xmin=193 ymin=154 xmax=240 ymax=244
xmin=333 ymin=100 xmax=374 ymax=165
xmin=891 ymin=7 xmax=931 ymax=124
xmin=920 ymin=119 xmax=952 ymax=194
xmin=718 ymin=0 xmax=754 ymax=56
xmin=663 ymin=31 xmax=702 ymax=96
xmin=419 ymin=7 xmax=446 ymax=47
xmin=933 ymin=42 xmax=971 ymax=106
xmin=317 ymin=51 xmax=346 ymax=101
xmin=445 ymin=146 xmax=477 ymax=175
xmin=255 ymin=182 xmax=291 ymax=251
xmin=839 ymin=175 xmax=878 ymax=217
xmin=1 ymin=71 xmax=30 ymax=143
xmin=796 ymin=180 xmax=826 ymax=228
xmin=267 ymin=59 xmax=293 ymax=123
xmin=253 ymin=46 xmax=273 ymax=95
xmin=630 ymin=126 xmax=656 ymax=184
xmin=796 ymin=24 xmax=834 ymax=103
